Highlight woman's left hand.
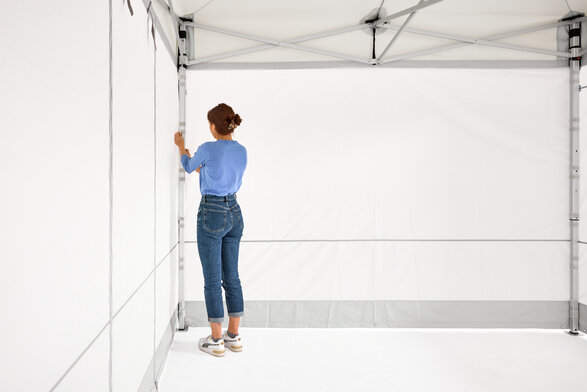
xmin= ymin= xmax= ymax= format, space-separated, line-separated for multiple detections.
xmin=174 ymin=131 xmax=185 ymax=148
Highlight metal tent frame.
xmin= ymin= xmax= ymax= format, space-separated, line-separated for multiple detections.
xmin=148 ymin=0 xmax=584 ymax=335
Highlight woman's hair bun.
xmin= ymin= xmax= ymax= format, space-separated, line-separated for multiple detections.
xmin=227 ymin=113 xmax=242 ymax=130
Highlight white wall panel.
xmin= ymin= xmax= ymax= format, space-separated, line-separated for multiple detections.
xmin=0 ymin=1 xmax=109 ymax=390
xmin=185 ymin=241 xmax=568 ymax=301
xmin=156 ymin=247 xmax=179 ymax=344
xmin=54 ymin=330 xmax=109 ymax=392
xmin=185 ymin=67 xmax=568 ymax=303
xmin=112 ymin=275 xmax=155 ymax=392
xmin=154 ymin=24 xmax=180 ymax=348
xmin=112 ymin=1 xmax=156 ymax=310
xmin=155 ymin=30 xmax=179 ymax=263
xmin=186 ymin=67 xmax=568 ymax=241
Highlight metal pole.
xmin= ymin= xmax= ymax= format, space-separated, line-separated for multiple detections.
xmin=569 ymin=17 xmax=581 ymax=335
xmin=177 ymin=22 xmax=188 ymax=331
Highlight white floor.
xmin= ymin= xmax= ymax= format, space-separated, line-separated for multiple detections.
xmin=158 ymin=327 xmax=587 ymax=392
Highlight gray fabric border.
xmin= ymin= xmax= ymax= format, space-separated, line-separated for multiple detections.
xmin=139 ymin=308 xmax=177 ymax=392
xmin=580 ymin=302 xmax=587 ymax=333
xmin=187 ymin=60 xmax=567 ymax=71
xmin=185 ymin=300 xmax=569 ymax=329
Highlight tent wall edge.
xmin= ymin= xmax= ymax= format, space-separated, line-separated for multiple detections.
xmin=580 ymin=302 xmax=587 ymax=332
xmin=569 ymin=17 xmax=581 ymax=334
xmin=138 ymin=308 xmax=177 ymax=392
xmin=187 ymin=60 xmax=567 ymax=71
xmin=142 ymin=0 xmax=177 ymax=66
xmin=176 ymin=20 xmax=189 ymax=331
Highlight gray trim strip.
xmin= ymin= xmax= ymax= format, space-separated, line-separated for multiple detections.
xmin=580 ymin=302 xmax=587 ymax=333
xmin=185 ymin=300 xmax=569 ymax=329
xmin=188 ymin=60 xmax=567 ymax=71
xmin=139 ymin=308 xmax=178 ymax=392
xmin=152 ymin=39 xmax=157 ymax=389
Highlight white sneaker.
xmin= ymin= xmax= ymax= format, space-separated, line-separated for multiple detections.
xmin=221 ymin=330 xmax=243 ymax=352
xmin=198 ymin=334 xmax=225 ymax=357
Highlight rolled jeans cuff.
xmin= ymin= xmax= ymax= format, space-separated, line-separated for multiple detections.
xmin=228 ymin=311 xmax=244 ymax=317
xmin=208 ymin=316 xmax=224 ymax=323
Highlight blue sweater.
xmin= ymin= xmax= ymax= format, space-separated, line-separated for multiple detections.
xmin=181 ymin=139 xmax=247 ymax=196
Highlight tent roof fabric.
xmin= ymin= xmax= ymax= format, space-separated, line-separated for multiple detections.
xmin=152 ymin=0 xmax=587 ymax=67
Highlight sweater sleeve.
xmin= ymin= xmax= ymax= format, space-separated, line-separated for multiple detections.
xmin=181 ymin=143 xmax=209 ymax=174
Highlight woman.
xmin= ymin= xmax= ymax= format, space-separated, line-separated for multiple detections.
xmin=174 ymin=103 xmax=247 ymax=357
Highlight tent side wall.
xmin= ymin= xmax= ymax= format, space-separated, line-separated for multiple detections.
xmin=182 ymin=66 xmax=571 ymax=329
xmin=0 ymin=1 xmax=179 ymax=391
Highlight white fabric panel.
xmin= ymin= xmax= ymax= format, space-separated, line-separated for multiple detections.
xmin=112 ymin=275 xmax=155 ymax=392
xmin=155 ymin=30 xmax=179 ymax=263
xmin=0 ymin=1 xmax=109 ymax=391
xmin=185 ymin=241 xmax=568 ymax=301
xmin=156 ymin=247 xmax=178 ymax=345
xmin=154 ymin=27 xmax=180 ymax=345
xmin=184 ymin=67 xmax=567 ymax=303
xmin=185 ymin=68 xmax=567 ymax=241
xmin=112 ymin=0 xmax=156 ymax=310
xmin=54 ymin=330 xmax=109 ymax=392
xmin=152 ymin=0 xmax=178 ymax=58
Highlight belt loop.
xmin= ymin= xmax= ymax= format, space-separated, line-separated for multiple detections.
xmin=203 ymin=195 xmax=206 ymax=203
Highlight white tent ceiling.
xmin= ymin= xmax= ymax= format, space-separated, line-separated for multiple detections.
xmin=150 ymin=0 xmax=587 ymax=66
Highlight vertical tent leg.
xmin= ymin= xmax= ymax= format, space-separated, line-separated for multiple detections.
xmin=569 ymin=17 xmax=581 ymax=335
xmin=177 ymin=22 xmax=188 ymax=332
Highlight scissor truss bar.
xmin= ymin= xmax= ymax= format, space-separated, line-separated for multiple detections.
xmin=379 ymin=19 xmax=579 ymax=63
xmin=186 ymin=0 xmax=443 ymax=66
xmin=193 ymin=23 xmax=373 ymax=64
xmin=377 ymin=0 xmax=424 ymax=62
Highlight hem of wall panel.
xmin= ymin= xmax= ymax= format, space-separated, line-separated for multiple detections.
xmin=139 ymin=308 xmax=177 ymax=392
xmin=580 ymin=302 xmax=587 ymax=333
xmin=185 ymin=300 xmax=569 ymax=329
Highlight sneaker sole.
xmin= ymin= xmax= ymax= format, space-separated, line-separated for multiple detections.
xmin=226 ymin=345 xmax=243 ymax=352
xmin=199 ymin=345 xmax=225 ymax=357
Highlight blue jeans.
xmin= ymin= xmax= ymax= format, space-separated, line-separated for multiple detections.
xmin=197 ymin=193 xmax=244 ymax=323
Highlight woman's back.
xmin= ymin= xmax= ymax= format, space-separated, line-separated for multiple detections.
xmin=195 ymin=139 xmax=247 ymax=196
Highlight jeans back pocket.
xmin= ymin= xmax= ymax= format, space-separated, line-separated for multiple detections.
xmin=201 ymin=206 xmax=228 ymax=233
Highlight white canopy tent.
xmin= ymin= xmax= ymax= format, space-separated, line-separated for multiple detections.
xmin=150 ymin=0 xmax=587 ymax=333
xmin=2 ymin=0 xmax=587 ymax=391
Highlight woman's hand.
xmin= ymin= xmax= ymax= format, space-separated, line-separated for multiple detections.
xmin=174 ymin=131 xmax=185 ymax=148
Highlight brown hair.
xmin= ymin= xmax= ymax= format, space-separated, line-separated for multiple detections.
xmin=207 ymin=103 xmax=242 ymax=135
